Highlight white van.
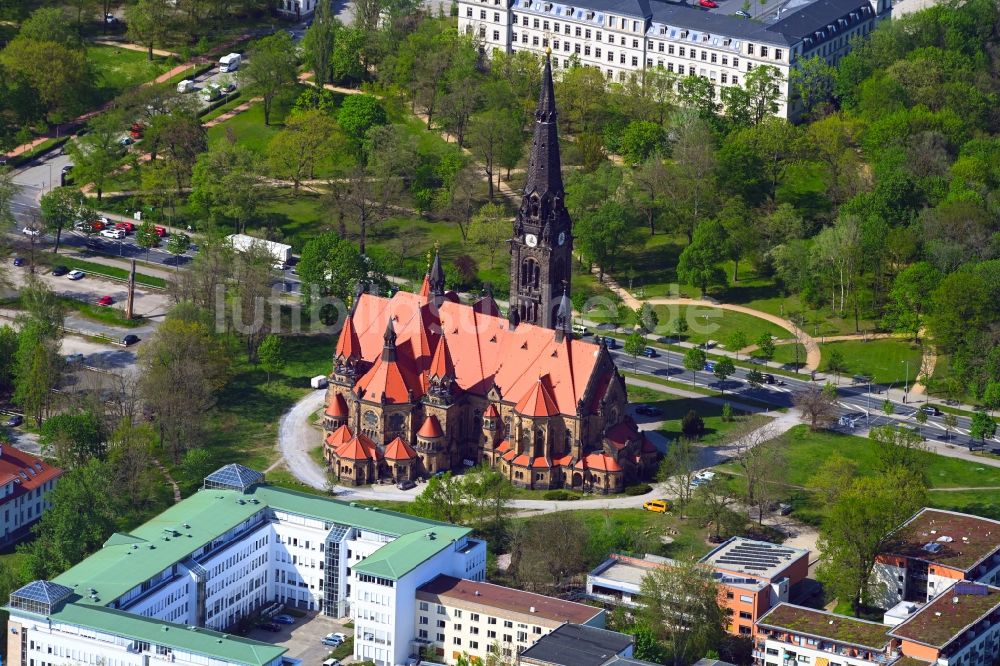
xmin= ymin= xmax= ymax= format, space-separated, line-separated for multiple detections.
xmin=176 ymin=79 xmax=195 ymax=94
xmin=219 ymin=53 xmax=241 ymax=72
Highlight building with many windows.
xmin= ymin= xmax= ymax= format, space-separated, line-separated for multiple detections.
xmin=458 ymin=0 xmax=890 ymax=119
xmin=5 ymin=464 xmax=485 ymax=666
xmin=413 ymin=574 xmax=605 ymax=664
xmin=0 ymin=443 xmax=61 ymax=548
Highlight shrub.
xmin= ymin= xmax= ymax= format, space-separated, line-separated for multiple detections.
xmin=543 ymin=489 xmax=580 ymax=501
xmin=681 ymin=410 xmax=705 ymax=438
xmin=624 ymin=483 xmax=653 ymax=496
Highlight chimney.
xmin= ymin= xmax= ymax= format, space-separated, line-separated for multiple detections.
xmin=530 ymin=606 xmax=536 ymax=613
xmin=953 ymin=597 xmax=960 ymax=604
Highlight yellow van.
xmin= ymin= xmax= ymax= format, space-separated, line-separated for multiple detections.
xmin=642 ymin=499 xmax=670 ymax=513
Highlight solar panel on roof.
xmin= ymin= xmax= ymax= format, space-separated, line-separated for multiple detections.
xmin=955 ymin=583 xmax=989 ymax=596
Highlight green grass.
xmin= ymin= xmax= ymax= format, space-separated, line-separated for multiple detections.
xmin=552 ymin=508 xmax=716 ymax=561
xmin=7 ymin=137 xmax=69 ymax=168
xmin=818 ymin=339 xmax=923 ymax=386
xmin=308 ymin=445 xmax=325 ymax=467
xmin=928 ymin=490 xmax=1000 ymax=521
xmin=771 ymin=343 xmax=808 ymax=369
xmin=60 ymin=297 xmax=146 ymax=328
xmin=626 ymin=384 xmax=771 ymax=445
xmin=46 ymin=256 xmax=167 ymax=288
xmin=623 ymin=372 xmax=787 ymax=412
xmin=87 ymin=45 xmax=172 ymax=101
xmin=194 ymin=335 xmax=335 ymax=489
xmin=655 ymin=305 xmax=791 ymax=346
xmin=206 ymin=102 xmax=286 ymax=153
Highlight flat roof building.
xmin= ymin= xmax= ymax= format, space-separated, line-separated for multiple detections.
xmin=873 ymin=509 xmax=1000 ymax=608
xmin=518 ymin=623 xmax=635 ymax=666
xmin=6 ymin=464 xmax=486 ymax=666
xmin=414 ymin=575 xmax=604 ymax=664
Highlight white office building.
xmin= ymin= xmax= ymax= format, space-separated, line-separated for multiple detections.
xmin=5 ymin=464 xmax=486 ymax=666
xmin=459 ymin=0 xmax=891 ymax=119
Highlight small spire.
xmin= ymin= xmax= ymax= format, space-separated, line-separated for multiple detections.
xmin=555 ymin=282 xmax=572 ymax=342
xmin=507 ymin=304 xmax=520 ymax=331
xmin=428 ymin=245 xmax=445 ymax=300
xmin=382 ymin=316 xmax=397 ymax=362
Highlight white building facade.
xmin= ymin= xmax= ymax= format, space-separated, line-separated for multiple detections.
xmin=5 ymin=465 xmax=485 ymax=666
xmin=0 ymin=444 xmax=62 ymax=548
xmin=459 ymin=0 xmax=891 ymax=119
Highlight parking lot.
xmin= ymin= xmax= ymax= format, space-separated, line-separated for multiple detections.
xmin=244 ymin=610 xmax=354 ymax=664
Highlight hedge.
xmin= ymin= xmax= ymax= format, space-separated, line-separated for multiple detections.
xmin=624 ymin=483 xmax=653 ymax=496
xmin=5 ymin=136 xmax=70 ymax=168
xmin=542 ymin=489 xmax=581 ymax=501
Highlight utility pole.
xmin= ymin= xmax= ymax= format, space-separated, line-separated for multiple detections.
xmin=902 ymin=360 xmax=910 ymax=403
xmin=126 ymin=259 xmax=136 ymax=320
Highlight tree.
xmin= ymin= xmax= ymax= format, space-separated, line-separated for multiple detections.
xmin=790 ymin=55 xmax=837 ymax=119
xmin=467 ymin=203 xmax=510 ymax=268
xmin=713 ymin=357 xmax=736 ymax=392
xmin=337 ymin=95 xmax=387 ymax=147
xmin=684 ymin=348 xmax=707 ymax=386
xmin=677 ymin=76 xmax=719 ymax=119
xmin=971 ymin=412 xmax=998 ymax=447
xmin=296 ymin=232 xmax=370 ymax=310
xmin=882 ymin=399 xmax=894 ymax=416
xmin=630 ymin=156 xmax=670 ymax=235
xmin=884 ymin=262 xmax=942 ymax=341
xmin=984 ymin=382 xmax=1000 ymax=414
xmin=691 ymin=478 xmax=745 ymax=541
xmin=468 ymin=109 xmax=522 ymax=200
xmin=165 ymin=232 xmax=190 ymax=269
xmin=39 ymin=187 xmax=87 ymax=254
xmin=619 ymin=120 xmax=666 ymax=165
xmin=870 ymin=425 xmax=926 ymax=475
xmin=13 ymin=319 xmax=61 ymax=427
xmin=721 ymin=65 xmax=783 ymax=128
xmin=727 ymin=331 xmax=748 ymax=360
xmin=135 ymin=220 xmax=159 ymax=261
xmin=189 ymin=143 xmax=266 ymax=233
xmin=637 ymin=303 xmax=659 ymax=334
xmin=943 ymin=413 xmax=958 ymax=442
xmin=139 ymin=317 xmax=229 ymax=462
xmin=673 ymin=316 xmax=689 ymax=340
xmin=657 ymin=438 xmax=698 ymax=505
xmin=301 ymin=1 xmax=337 ymax=87
xmin=0 ymin=168 xmax=20 ymax=230
xmin=575 ymin=201 xmax=638 ymax=281
xmin=39 ymin=410 xmax=104 ymax=469
xmin=663 ymin=113 xmax=718 ymax=242
xmin=267 ymin=108 xmax=340 ymax=191
xmin=746 ymin=368 xmax=764 ymax=389
xmin=145 ymin=109 xmax=206 ymax=194
xmin=66 ymin=111 xmax=126 ymax=200
xmin=624 ymin=330 xmax=645 ymax=366
xmin=0 ymin=38 xmax=90 ymax=122
xmin=756 ymin=333 xmax=775 ymax=363
xmin=639 ymin=558 xmax=727 ymax=666
xmin=808 ymin=454 xmax=858 ymax=504
xmin=18 ymin=7 xmax=80 ymax=45
xmin=677 ymin=219 xmax=728 ymax=294
xmin=817 ymin=467 xmax=927 ymax=615
xmin=825 ymin=348 xmax=847 ymax=384
xmin=462 ymin=464 xmax=514 ymax=538
xmin=241 ymin=32 xmax=299 ymax=125
xmin=257 ymin=334 xmax=285 ymax=385
xmin=794 ymin=384 xmax=837 ymax=430
xmin=413 ymin=472 xmax=467 ymax=524
xmin=681 ymin=410 xmax=705 ymax=439
xmin=17 ymin=459 xmax=118 ymax=580
xmin=512 ymin=512 xmax=588 ymax=592
xmin=125 ymin=0 xmax=173 ymax=60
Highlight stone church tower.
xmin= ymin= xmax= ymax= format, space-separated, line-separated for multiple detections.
xmin=509 ymin=51 xmax=573 ymax=329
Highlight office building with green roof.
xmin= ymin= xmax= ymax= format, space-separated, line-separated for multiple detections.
xmin=5 ymin=465 xmax=485 ymax=666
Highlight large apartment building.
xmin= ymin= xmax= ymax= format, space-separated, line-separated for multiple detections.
xmin=0 ymin=443 xmax=61 ymax=547
xmin=458 ymin=0 xmax=891 ymax=119
xmin=5 ymin=464 xmax=485 ymax=666
xmin=413 ymin=574 xmax=605 ymax=664
xmin=587 ymin=537 xmax=810 ymax=637
xmin=873 ymin=509 xmax=1000 ymax=609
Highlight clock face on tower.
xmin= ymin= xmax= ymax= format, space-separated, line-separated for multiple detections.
xmin=525 ymin=234 xmax=538 ymax=248
xmin=558 ymin=231 xmax=566 ymax=246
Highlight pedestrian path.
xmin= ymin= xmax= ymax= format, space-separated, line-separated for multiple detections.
xmin=89 ymin=39 xmax=179 ymax=58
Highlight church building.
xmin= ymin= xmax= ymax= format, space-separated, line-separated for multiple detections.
xmin=321 ymin=54 xmax=657 ymax=493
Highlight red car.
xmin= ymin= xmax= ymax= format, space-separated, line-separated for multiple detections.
xmin=129 ymin=122 xmax=145 ymax=139
xmin=154 ymin=225 xmax=167 ymax=237
xmin=699 ymin=0 xmax=718 ymax=7
xmin=97 ymin=295 xmax=113 ymax=306
xmin=90 ymin=220 xmax=106 ymax=231
xmin=115 ymin=222 xmax=135 ymax=233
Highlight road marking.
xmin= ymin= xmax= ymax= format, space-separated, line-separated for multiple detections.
xmin=926 ymin=420 xmax=946 ymax=431
xmin=955 ymin=427 xmax=970 ymax=436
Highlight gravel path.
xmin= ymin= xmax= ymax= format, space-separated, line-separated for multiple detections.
xmin=275 ymin=389 xmax=329 ymax=489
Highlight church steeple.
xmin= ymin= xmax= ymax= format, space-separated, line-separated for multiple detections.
xmin=428 ymin=248 xmax=446 ymax=305
xmin=509 ymin=50 xmax=573 ymax=330
xmin=382 ymin=317 xmax=397 ymax=362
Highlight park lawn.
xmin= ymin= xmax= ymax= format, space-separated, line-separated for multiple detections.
xmin=928 ymin=490 xmax=1000 ymax=521
xmin=771 ymin=343 xmax=808 ymax=369
xmin=87 ymin=45 xmax=172 ymax=101
xmin=655 ymin=305 xmax=790 ymax=346
xmin=195 ymin=335 xmax=334 ymax=492
xmin=818 ymin=339 xmax=923 ymax=386
xmin=553 ymin=508 xmax=715 ymax=561
xmin=626 ymin=384 xmax=770 ymax=446
xmin=206 ymin=102 xmax=286 ymax=153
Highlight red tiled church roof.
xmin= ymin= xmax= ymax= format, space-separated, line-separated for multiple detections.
xmin=336 ymin=433 xmax=381 ymax=461
xmin=325 ymin=424 xmax=353 ymax=448
xmin=335 ymin=316 xmax=361 ymax=360
xmin=428 ymin=334 xmax=455 ymax=380
xmin=514 ymin=375 xmax=559 ymax=417
xmin=484 ymin=404 xmax=500 ymax=418
xmin=325 ymin=393 xmax=348 ymax=418
xmin=384 ymin=436 xmax=418 ymax=461
xmin=417 ymin=414 xmax=444 ymax=439
xmin=575 ymin=452 xmax=622 ymax=472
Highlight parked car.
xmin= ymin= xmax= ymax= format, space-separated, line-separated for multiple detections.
xmin=762 ymin=373 xmax=776 ymax=384
xmin=22 ymin=226 xmax=40 ymax=237
xmin=776 ymin=503 xmax=793 ymax=516
xmin=105 ymin=12 xmax=119 ymax=23
xmin=322 ymin=659 xmax=342 ymax=666
xmin=129 ymin=122 xmax=145 ymax=139
xmin=256 ymin=623 xmax=280 ymax=633
xmin=642 ymin=347 xmax=658 ymax=358
xmin=572 ymin=324 xmax=588 ymax=336
xmin=101 ymin=228 xmax=125 ymax=239
xmin=695 ymin=471 xmax=716 ymax=481
xmin=89 ymin=220 xmax=106 ymax=231
xmin=115 ymin=221 xmax=135 ymax=233
xmin=154 ymin=225 xmax=167 ymax=237
xmin=735 ymin=8 xmax=751 ymax=16
xmin=642 ymin=499 xmax=670 ymax=513
xmin=51 ymin=265 xmax=69 ymax=276
xmin=122 ymin=334 xmax=141 ymax=346
xmin=920 ymin=405 xmax=943 ymax=416
xmin=67 ymin=270 xmax=85 ymax=280
xmin=699 ymin=0 xmax=718 ymax=7
xmin=221 ymin=82 xmax=237 ymax=94
xmin=64 ymin=353 xmax=85 ymax=364
xmin=97 ymin=295 xmax=113 ymax=306
xmin=272 ymin=614 xmax=295 ymax=625
xmin=635 ymin=405 xmax=663 ymax=416
xmin=396 ymin=479 xmax=417 ymax=490
xmin=321 ymin=633 xmax=345 ymax=647
xmin=119 ymin=136 xmax=133 ymax=146
xmin=5 ymin=415 xmax=23 ymax=427
xmin=12 ymin=257 xmax=24 ymax=266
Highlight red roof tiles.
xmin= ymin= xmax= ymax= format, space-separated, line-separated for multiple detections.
xmin=336 ymin=433 xmax=381 ymax=461
xmin=325 ymin=424 xmax=353 ymax=448
xmin=384 ymin=437 xmax=418 ymax=461
xmin=514 ymin=375 xmax=559 ymax=417
xmin=417 ymin=414 xmax=444 ymax=439
xmin=428 ymin=335 xmax=455 ymax=380
xmin=484 ymin=404 xmax=500 ymax=418
xmin=0 ymin=444 xmax=62 ymax=501
xmin=575 ymin=453 xmax=622 ymax=472
xmin=356 ymin=352 xmax=424 ymax=404
xmin=335 ymin=316 xmax=361 ymax=360
xmin=325 ymin=393 xmax=348 ymax=418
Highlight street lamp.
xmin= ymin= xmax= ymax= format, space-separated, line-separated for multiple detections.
xmin=866 ymin=377 xmax=874 ymax=426
xmin=902 ymin=360 xmax=910 ymax=403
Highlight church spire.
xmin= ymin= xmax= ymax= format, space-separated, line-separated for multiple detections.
xmin=523 ymin=50 xmax=563 ymax=200
xmin=554 ymin=283 xmax=572 ymax=343
xmin=428 ymin=247 xmax=446 ymax=302
xmin=382 ymin=317 xmax=397 ymax=362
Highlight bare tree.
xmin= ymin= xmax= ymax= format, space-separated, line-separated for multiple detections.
xmin=327 ymin=163 xmax=405 ymax=255
xmin=794 ymin=384 xmax=838 ymax=430
xmin=729 ymin=422 xmax=783 ymax=525
xmin=657 ymin=437 xmax=699 ymax=505
xmin=232 ymin=242 xmax=275 ymax=362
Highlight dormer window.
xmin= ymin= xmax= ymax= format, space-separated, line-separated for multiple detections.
xmin=543 ymin=2 xmax=551 ymax=9
xmin=585 ymin=10 xmax=594 ymax=19
xmin=680 ymin=29 xmax=688 ymax=38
